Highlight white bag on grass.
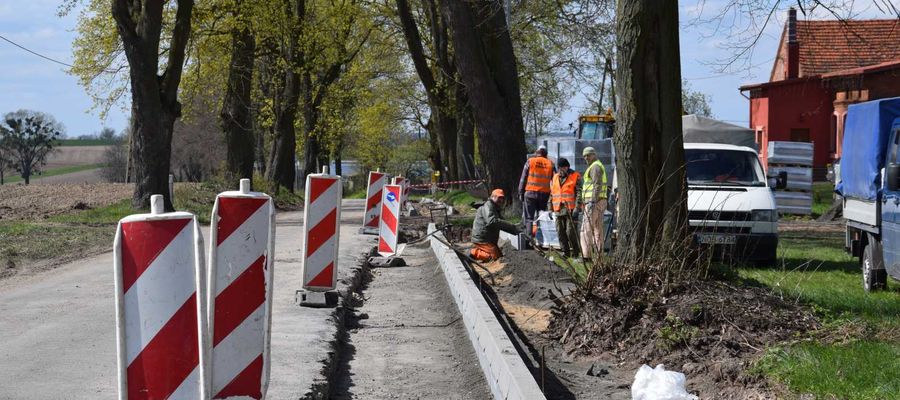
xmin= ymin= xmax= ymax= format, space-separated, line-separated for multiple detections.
xmin=631 ymin=364 xmax=698 ymax=400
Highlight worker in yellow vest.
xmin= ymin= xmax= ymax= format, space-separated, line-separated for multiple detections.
xmin=518 ymin=145 xmax=555 ymax=238
xmin=548 ymin=158 xmax=582 ymax=258
xmin=580 ymin=147 xmax=608 ymax=260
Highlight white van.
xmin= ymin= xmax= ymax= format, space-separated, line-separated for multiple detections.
xmin=684 ymin=143 xmax=781 ymax=264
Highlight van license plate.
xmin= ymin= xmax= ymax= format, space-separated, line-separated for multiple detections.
xmin=698 ymin=234 xmax=736 ymax=245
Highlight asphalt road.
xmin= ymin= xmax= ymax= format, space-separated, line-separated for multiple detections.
xmin=0 ymin=199 xmax=373 ymax=399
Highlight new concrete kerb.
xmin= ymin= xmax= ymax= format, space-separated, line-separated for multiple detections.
xmin=428 ymin=223 xmax=546 ymax=400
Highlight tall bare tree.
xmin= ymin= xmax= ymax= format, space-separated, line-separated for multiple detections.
xmin=221 ymin=22 xmax=256 ymax=183
xmin=441 ymin=0 xmax=527 ymax=199
xmin=613 ymin=0 xmax=688 ymax=261
xmin=112 ymin=0 xmax=194 ymax=210
xmin=395 ymin=0 xmax=458 ymax=183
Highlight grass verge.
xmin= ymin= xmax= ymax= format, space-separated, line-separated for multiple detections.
xmin=740 ymin=230 xmax=900 ymax=398
xmin=4 ymin=163 xmax=104 ymax=184
xmin=811 ymin=182 xmax=836 ymax=217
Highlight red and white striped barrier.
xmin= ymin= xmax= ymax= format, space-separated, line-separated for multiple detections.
xmin=392 ymin=176 xmax=410 ymax=203
xmin=207 ymin=179 xmax=275 ymax=399
xmin=113 ymin=195 xmax=209 ymax=400
xmin=378 ymin=184 xmax=402 ymax=257
xmin=363 ymin=171 xmax=388 ymax=229
xmin=302 ymin=172 xmax=342 ymax=291
xmin=408 ymin=178 xmax=484 ymax=188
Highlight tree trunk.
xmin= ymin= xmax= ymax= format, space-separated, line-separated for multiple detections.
xmin=113 ymin=0 xmax=193 ymax=210
xmin=441 ymin=0 xmax=527 ymax=199
xmin=613 ymin=0 xmax=688 ymax=261
xmin=456 ymin=83 xmax=475 ymax=180
xmin=266 ymin=74 xmax=298 ymax=192
xmin=426 ymin=119 xmax=443 ymax=174
xmin=265 ymin=1 xmax=303 ymax=193
xmin=221 ymin=27 xmax=256 ymax=184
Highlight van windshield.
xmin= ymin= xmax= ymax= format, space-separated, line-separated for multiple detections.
xmin=685 ymin=149 xmax=765 ymax=186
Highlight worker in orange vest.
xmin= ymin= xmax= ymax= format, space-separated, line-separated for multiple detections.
xmin=548 ymin=158 xmax=582 ymax=258
xmin=518 ymin=145 xmax=555 ymax=238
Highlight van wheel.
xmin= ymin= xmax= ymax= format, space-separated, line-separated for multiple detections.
xmin=862 ymin=243 xmax=887 ymax=291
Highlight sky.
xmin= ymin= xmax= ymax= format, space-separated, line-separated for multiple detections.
xmin=0 ymin=1 xmax=891 ymax=137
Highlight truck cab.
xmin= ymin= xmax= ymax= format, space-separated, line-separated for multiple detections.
xmin=684 ymin=143 xmax=781 ymax=264
xmin=839 ymin=97 xmax=900 ymax=291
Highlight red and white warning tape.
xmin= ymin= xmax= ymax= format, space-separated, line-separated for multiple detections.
xmin=408 ymin=179 xmax=484 ymax=189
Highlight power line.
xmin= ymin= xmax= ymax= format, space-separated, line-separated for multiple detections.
xmin=0 ymin=33 xmax=76 ymax=69
xmin=683 ymin=57 xmax=776 ymax=81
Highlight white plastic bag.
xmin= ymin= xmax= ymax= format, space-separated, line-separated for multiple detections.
xmin=631 ymin=364 xmax=698 ymax=400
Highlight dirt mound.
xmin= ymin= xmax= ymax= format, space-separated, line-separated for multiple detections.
xmin=496 ymin=243 xmax=575 ymax=306
xmin=549 ymin=278 xmax=820 ymax=398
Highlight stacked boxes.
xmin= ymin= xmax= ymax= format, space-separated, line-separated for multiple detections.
xmin=768 ymin=141 xmax=814 ymax=215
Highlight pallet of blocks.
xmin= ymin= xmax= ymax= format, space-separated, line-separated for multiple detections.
xmin=768 ymin=141 xmax=814 ymax=215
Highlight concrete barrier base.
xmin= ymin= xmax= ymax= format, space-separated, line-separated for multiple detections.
xmin=296 ymin=289 xmax=339 ymax=308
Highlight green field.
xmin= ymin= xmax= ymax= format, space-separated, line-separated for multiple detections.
xmin=3 ymin=163 xmax=104 ymax=184
xmin=743 ymin=230 xmax=900 ymax=399
xmin=57 ymin=139 xmax=119 ymax=146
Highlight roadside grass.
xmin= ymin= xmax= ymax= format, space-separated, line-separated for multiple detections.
xmin=740 ymin=230 xmax=900 ymax=398
xmin=4 ymin=163 xmax=104 ymax=184
xmin=436 ymin=190 xmax=481 ymax=213
xmin=811 ymin=182 xmax=836 ymax=217
xmin=344 ymin=188 xmax=367 ymax=199
xmin=0 ymin=221 xmax=112 ymax=267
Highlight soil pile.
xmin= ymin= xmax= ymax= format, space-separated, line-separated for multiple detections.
xmin=549 ymin=276 xmax=820 ymax=398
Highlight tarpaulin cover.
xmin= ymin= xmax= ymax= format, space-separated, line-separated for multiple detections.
xmin=836 ymin=97 xmax=900 ymax=200
xmin=682 ymin=115 xmax=757 ymax=150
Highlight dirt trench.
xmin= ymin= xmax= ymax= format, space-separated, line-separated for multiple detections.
xmin=330 ymin=241 xmax=491 ymax=399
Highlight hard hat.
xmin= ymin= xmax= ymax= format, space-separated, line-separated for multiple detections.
xmin=582 ymin=147 xmax=597 ymax=156
xmin=538 ymin=145 xmax=547 ymax=151
xmin=491 ymin=188 xmax=505 ymax=198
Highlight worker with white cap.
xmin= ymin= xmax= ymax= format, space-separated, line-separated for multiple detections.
xmin=518 ymin=145 xmax=555 ymax=238
xmin=580 ymin=146 xmax=608 ymax=260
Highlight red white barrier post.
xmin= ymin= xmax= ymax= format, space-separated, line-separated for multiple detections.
xmin=378 ymin=184 xmax=403 ymax=257
xmin=391 ymin=176 xmax=409 ymax=205
xmin=362 ymin=171 xmax=387 ymax=233
xmin=299 ymin=169 xmax=342 ymax=306
xmin=113 ymin=194 xmax=210 ymax=400
xmin=207 ymin=179 xmax=275 ymax=399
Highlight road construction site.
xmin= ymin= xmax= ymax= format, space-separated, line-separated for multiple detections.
xmin=0 ymin=179 xmax=880 ymax=399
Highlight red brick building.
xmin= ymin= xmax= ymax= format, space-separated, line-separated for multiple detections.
xmin=740 ymin=8 xmax=900 ymax=175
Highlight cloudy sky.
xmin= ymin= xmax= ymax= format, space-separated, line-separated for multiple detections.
xmin=0 ymin=1 xmax=890 ymax=137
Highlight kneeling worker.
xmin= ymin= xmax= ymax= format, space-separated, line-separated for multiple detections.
xmin=470 ymin=189 xmax=520 ymax=261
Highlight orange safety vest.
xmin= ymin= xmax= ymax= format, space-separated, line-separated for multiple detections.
xmin=525 ymin=156 xmax=553 ymax=193
xmin=550 ymin=171 xmax=580 ymax=212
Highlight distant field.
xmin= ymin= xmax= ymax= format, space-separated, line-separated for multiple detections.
xmin=3 ymin=164 xmax=104 ymax=184
xmin=57 ymin=139 xmax=119 ymax=146
xmin=43 ymin=145 xmax=111 ymax=169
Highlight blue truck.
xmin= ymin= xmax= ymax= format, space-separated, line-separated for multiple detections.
xmin=838 ymin=97 xmax=900 ymax=291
